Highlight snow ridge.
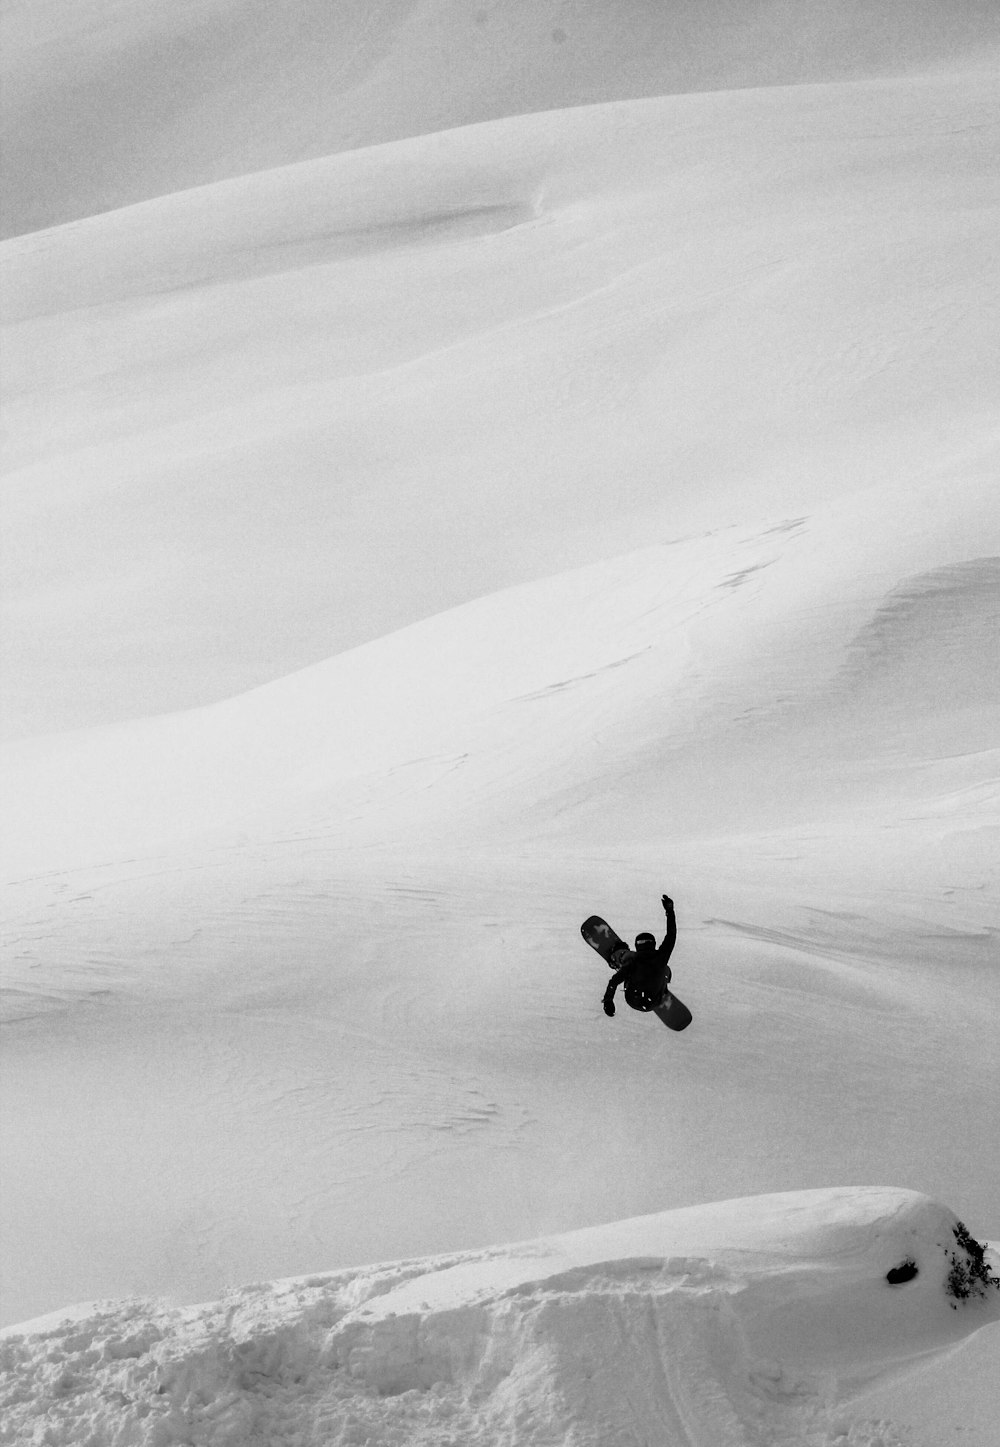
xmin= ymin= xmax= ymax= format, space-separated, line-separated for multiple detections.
xmin=3 ymin=1188 xmax=997 ymax=1446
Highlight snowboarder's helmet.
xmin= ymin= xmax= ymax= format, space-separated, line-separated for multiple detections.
xmin=635 ymin=932 xmax=656 ymax=952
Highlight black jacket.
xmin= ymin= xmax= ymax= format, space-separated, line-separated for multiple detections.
xmin=603 ymin=905 xmax=676 ymax=1011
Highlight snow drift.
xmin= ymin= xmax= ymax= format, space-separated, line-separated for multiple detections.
xmin=2 ymin=1188 xmax=997 ymax=1447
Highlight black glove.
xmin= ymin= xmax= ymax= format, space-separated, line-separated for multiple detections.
xmin=662 ymin=894 xmax=674 ymax=912
xmin=603 ymin=999 xmax=615 ymax=1017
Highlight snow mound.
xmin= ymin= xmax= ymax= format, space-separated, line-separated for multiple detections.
xmin=3 ymin=1188 xmax=997 ymax=1447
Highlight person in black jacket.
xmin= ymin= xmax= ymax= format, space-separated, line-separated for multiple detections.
xmin=603 ymin=895 xmax=676 ymax=1016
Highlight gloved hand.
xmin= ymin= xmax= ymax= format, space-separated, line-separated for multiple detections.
xmin=603 ymin=999 xmax=615 ymax=1017
xmin=661 ymin=894 xmax=674 ymax=911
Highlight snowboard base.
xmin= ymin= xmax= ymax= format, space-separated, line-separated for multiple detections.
xmin=654 ymin=992 xmax=692 ymax=1032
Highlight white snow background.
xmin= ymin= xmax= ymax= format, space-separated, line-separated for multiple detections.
xmin=1 ymin=3 xmax=999 ymax=1444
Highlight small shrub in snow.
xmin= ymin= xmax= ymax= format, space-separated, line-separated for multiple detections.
xmin=945 ymin=1223 xmax=1000 ymax=1307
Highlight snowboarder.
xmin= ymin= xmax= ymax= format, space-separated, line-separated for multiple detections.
xmin=602 ymin=894 xmax=676 ymax=1016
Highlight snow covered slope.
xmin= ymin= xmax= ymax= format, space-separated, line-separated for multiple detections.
xmin=5 ymin=0 xmax=997 ymax=236
xmin=4 ymin=70 xmax=998 ymax=736
xmin=3 ymin=5 xmax=999 ymax=1443
xmin=4 ymin=499 xmax=998 ymax=871
xmin=2 ymin=1188 xmax=998 ymax=1447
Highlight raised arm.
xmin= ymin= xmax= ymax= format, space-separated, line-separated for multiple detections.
xmin=659 ymin=894 xmax=677 ymax=962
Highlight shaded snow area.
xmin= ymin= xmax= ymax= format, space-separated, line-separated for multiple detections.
xmin=3 ymin=1189 xmax=998 ymax=1447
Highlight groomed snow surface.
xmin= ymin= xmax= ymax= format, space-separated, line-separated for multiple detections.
xmin=3 ymin=1189 xmax=999 ymax=1447
xmin=3 ymin=2 xmax=1000 ymax=1445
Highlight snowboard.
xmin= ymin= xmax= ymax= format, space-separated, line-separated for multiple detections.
xmin=581 ymin=915 xmax=692 ymax=1032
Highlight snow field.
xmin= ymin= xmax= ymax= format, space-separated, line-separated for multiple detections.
xmin=3 ymin=838 xmax=997 ymax=1343
xmin=2 ymin=7 xmax=1000 ymax=1443
xmin=4 ymin=473 xmax=997 ymax=872
xmin=4 ymin=72 xmax=999 ymax=738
